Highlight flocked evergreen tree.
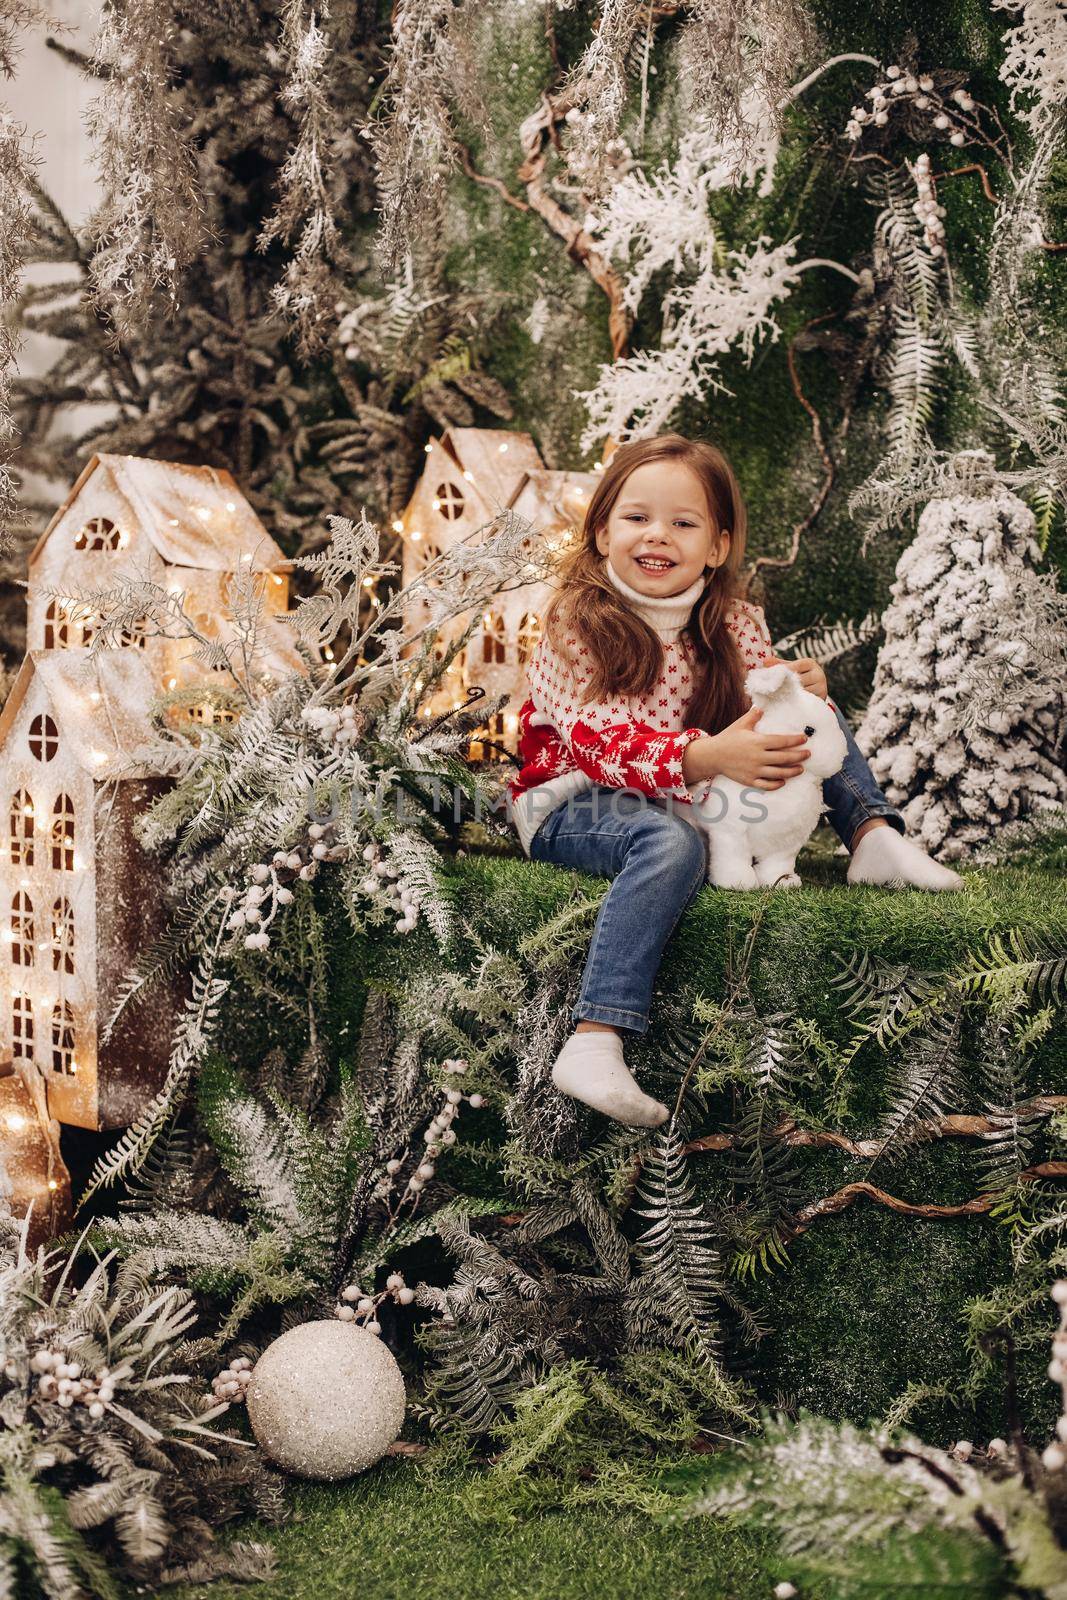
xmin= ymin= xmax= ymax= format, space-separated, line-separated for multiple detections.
xmin=857 ymin=450 xmax=1067 ymax=859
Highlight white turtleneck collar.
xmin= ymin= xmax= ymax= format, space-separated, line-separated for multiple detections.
xmin=602 ymin=555 xmax=706 ymax=637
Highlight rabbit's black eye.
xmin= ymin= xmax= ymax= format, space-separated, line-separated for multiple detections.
xmin=803 ymin=725 xmax=815 ymax=737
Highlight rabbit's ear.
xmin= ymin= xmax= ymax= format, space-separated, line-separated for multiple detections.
xmin=746 ymin=663 xmax=795 ymax=704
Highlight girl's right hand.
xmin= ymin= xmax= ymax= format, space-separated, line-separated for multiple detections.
xmin=700 ymin=706 xmax=811 ymax=789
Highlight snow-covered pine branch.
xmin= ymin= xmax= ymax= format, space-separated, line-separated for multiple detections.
xmin=994 ymin=0 xmax=1067 ymax=135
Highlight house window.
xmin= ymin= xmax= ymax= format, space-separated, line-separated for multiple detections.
xmin=73 ymin=515 xmax=122 ymax=552
xmin=433 ymin=482 xmax=465 ymax=521
xmin=516 ymin=611 xmax=541 ymax=667
xmin=118 ymin=615 xmax=148 ymax=648
xmin=469 ymin=711 xmax=507 ymax=763
xmin=52 ymin=897 xmax=74 ymax=974
xmin=10 ymin=789 xmax=34 ymax=866
xmin=481 ymin=611 xmax=507 ymax=665
xmin=44 ymin=599 xmax=69 ymax=649
xmin=51 ymin=1001 xmax=76 ymax=1075
xmin=12 ymin=993 xmax=33 ymax=1061
xmin=44 ymin=598 xmax=94 ymax=649
xmin=28 ymin=715 xmax=59 ymax=762
xmin=11 ymin=891 xmax=33 ymax=967
xmin=51 ymin=795 xmax=75 ymax=871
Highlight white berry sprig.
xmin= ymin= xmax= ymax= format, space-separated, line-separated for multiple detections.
xmin=357 ymin=841 xmax=424 ymax=935
xmin=223 ymin=820 xmax=355 ymax=953
xmin=30 ymin=1346 xmax=122 ymax=1420
xmin=375 ymin=1058 xmax=486 ymax=1220
xmin=844 ymin=64 xmax=979 ymax=150
xmin=211 ymin=1355 xmax=254 ymax=1405
xmin=335 ymin=1270 xmax=416 ymax=1336
xmin=910 ymin=153 xmax=946 ymax=256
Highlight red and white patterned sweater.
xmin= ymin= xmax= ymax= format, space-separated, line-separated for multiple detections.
xmin=507 ymin=558 xmax=775 ymax=855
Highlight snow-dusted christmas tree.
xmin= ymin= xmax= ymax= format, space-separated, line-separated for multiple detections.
xmin=857 ymin=451 xmax=1067 ymax=861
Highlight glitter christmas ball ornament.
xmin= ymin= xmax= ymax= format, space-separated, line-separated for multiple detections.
xmin=246 ymin=1321 xmax=406 ymax=1478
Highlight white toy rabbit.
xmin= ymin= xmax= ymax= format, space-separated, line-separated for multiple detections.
xmin=690 ymin=664 xmax=847 ymax=890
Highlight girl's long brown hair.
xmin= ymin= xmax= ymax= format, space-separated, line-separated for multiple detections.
xmin=541 ymin=433 xmax=750 ymax=735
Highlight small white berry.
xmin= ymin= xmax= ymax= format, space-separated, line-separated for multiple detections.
xmin=774 ymin=1585 xmax=798 ymax=1600
xmin=468 ymin=1093 xmax=485 ymax=1109
xmin=365 ymin=1320 xmax=381 ymax=1335
xmin=953 ymin=1439 xmax=973 ymax=1460
xmin=88 ymin=1401 xmax=105 ymax=1420
xmin=336 ymin=1304 xmax=356 ymax=1321
xmin=886 ymin=63 xmax=901 ymax=78
xmin=386 ymin=1273 xmax=405 ymax=1290
xmin=1042 ymin=1442 xmax=1066 ymax=1471
xmin=949 ymin=131 xmax=965 ymax=147
xmin=385 ymin=1158 xmax=402 ymax=1174
xmin=357 ymin=1297 xmax=375 ymax=1313
xmin=397 ymin=1287 xmax=415 ymax=1306
xmin=417 ymin=1162 xmax=435 ymax=1180
xmin=341 ymin=1284 xmax=361 ymax=1302
xmin=987 ymin=1437 xmax=1008 ymax=1459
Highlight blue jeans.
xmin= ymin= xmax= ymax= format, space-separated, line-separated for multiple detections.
xmin=528 ymin=706 xmax=904 ymax=1036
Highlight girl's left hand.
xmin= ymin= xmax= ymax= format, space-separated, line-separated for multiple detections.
xmin=765 ymin=654 xmax=828 ymax=699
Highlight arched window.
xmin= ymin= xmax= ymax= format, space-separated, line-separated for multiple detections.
xmin=481 ymin=610 xmax=507 ymax=665
xmin=12 ymin=993 xmax=33 ymax=1062
xmin=28 ymin=714 xmax=59 ymax=762
xmin=73 ymin=515 xmax=121 ymax=552
xmin=516 ymin=611 xmax=541 ymax=667
xmin=51 ymin=795 xmax=75 ymax=871
xmin=51 ymin=1001 xmax=76 ymax=1075
xmin=44 ymin=599 xmax=69 ymax=649
xmin=469 ymin=711 xmax=508 ymax=764
xmin=11 ymin=891 xmax=33 ymax=967
xmin=413 ymin=535 xmax=442 ymax=572
xmin=45 ymin=598 xmax=95 ymax=648
xmin=10 ymin=789 xmax=34 ymax=866
xmin=118 ymin=615 xmax=147 ymax=649
xmin=51 ymin=897 xmax=74 ymax=974
xmin=433 ymin=482 xmax=465 ymax=521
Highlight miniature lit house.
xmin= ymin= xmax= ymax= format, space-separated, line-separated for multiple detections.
xmin=27 ymin=453 xmax=302 ymax=697
xmin=0 ymin=455 xmax=303 ymax=1234
xmin=398 ymin=430 xmax=599 ymax=759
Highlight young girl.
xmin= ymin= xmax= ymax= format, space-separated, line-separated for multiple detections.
xmin=506 ymin=433 xmax=963 ymax=1130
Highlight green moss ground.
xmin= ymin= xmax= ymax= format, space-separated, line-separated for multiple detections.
xmin=159 ymin=1459 xmax=817 ymax=1600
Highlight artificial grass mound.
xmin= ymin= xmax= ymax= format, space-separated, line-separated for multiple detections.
xmin=220 ymin=831 xmax=1066 ymax=1444
xmin=156 ymin=1458 xmax=809 ymax=1600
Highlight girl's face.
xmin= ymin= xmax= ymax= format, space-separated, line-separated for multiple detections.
xmin=594 ymin=458 xmax=729 ymax=597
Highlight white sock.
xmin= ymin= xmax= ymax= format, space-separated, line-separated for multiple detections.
xmin=846 ymin=827 xmax=964 ymax=891
xmin=551 ymin=1031 xmax=669 ymax=1128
